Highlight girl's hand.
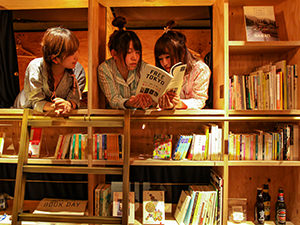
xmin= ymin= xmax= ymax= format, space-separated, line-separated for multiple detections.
xmin=158 ymin=93 xmax=175 ymax=109
xmin=166 ymin=91 xmax=180 ymax=107
xmin=52 ymin=98 xmax=72 ymax=114
xmin=125 ymin=94 xmax=153 ymax=109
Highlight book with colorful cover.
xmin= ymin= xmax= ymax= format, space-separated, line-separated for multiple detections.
xmin=143 ymin=191 xmax=165 ymax=224
xmin=153 ymin=134 xmax=172 ymax=160
xmin=29 ymin=127 xmax=42 ymax=158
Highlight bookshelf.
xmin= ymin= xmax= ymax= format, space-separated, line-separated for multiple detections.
xmin=226 ymin=0 xmax=300 ymax=224
xmin=0 ymin=0 xmax=299 ymax=224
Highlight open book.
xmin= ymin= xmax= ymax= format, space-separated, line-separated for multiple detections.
xmin=136 ymin=62 xmax=187 ymax=103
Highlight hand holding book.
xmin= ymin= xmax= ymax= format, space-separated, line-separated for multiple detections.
xmin=124 ymin=93 xmax=154 ymax=109
xmin=136 ymin=62 xmax=187 ymax=103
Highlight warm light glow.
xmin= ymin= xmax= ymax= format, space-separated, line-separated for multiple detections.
xmin=232 ymin=212 xmax=244 ymax=223
xmin=142 ymin=124 xmax=146 ymax=129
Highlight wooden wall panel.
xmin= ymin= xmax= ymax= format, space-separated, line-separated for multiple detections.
xmin=134 ymin=29 xmax=211 ymax=66
xmin=213 ymin=0 xmax=225 ymax=110
xmin=15 ymin=31 xmax=88 ymax=92
xmin=229 ymin=166 xmax=299 ymax=223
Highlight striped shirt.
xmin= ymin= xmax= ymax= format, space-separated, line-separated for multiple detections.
xmin=98 ymin=58 xmax=146 ymax=109
xmin=14 ymin=57 xmax=86 ymax=112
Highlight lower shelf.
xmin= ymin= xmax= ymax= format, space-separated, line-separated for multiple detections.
xmin=228 ymin=221 xmax=294 ymax=225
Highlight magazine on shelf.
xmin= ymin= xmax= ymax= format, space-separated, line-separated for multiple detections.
xmin=243 ymin=6 xmax=279 ymax=41
xmin=136 ymin=62 xmax=187 ymax=103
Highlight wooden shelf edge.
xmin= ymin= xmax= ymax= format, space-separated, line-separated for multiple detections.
xmin=131 ymin=159 xmax=225 ymax=166
xmin=228 ymin=160 xmax=300 ymax=166
xmin=23 ymin=165 xmax=123 ymax=175
xmin=228 ymin=40 xmax=300 ymax=54
xmin=19 ymin=213 xmax=121 ymax=224
xmin=227 ymin=221 xmax=294 ymax=225
xmin=228 ymin=109 xmax=300 ymax=116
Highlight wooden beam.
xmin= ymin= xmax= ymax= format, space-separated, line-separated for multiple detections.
xmin=97 ymin=0 xmax=215 ymax=7
xmin=0 ymin=0 xmax=88 ymax=10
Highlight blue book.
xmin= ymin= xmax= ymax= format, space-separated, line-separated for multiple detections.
xmin=183 ymin=190 xmax=196 ymax=225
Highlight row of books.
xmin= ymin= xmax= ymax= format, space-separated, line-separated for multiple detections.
xmin=229 ymin=60 xmax=298 ymax=110
xmin=92 ymin=134 xmax=124 ymax=160
xmin=54 ymin=133 xmax=124 ymax=160
xmin=54 ymin=133 xmax=87 ymax=159
xmin=228 ymin=124 xmax=299 ymax=161
xmin=174 ymin=185 xmax=219 ymax=225
xmin=153 ymin=124 xmax=223 ymax=161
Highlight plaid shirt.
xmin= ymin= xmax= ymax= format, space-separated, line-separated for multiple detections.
xmin=98 ymin=58 xmax=145 ymax=109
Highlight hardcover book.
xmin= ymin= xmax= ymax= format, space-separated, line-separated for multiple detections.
xmin=143 ymin=191 xmax=165 ymax=224
xmin=243 ymin=6 xmax=279 ymax=41
xmin=153 ymin=134 xmax=172 ymax=160
xmin=136 ymin=62 xmax=187 ymax=103
xmin=33 ymin=198 xmax=87 ymax=215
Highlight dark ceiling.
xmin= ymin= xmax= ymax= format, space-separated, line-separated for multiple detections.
xmin=12 ymin=6 xmax=211 ymax=31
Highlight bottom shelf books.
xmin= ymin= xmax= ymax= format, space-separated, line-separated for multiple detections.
xmin=143 ymin=191 xmax=165 ymax=224
xmin=113 ymin=192 xmax=135 ymax=224
xmin=174 ymin=185 xmax=218 ymax=225
xmin=94 ymin=184 xmax=111 ymax=216
xmin=174 ymin=169 xmax=223 ymax=225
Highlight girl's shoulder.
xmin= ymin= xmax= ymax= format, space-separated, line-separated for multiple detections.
xmin=26 ymin=57 xmax=45 ymax=76
xmin=193 ymin=59 xmax=209 ymax=70
xmin=28 ymin=57 xmax=43 ymax=68
xmin=190 ymin=59 xmax=211 ymax=78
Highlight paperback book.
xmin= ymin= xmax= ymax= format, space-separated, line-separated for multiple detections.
xmin=136 ymin=62 xmax=187 ymax=103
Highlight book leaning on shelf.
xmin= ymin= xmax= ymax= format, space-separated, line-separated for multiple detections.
xmin=178 ymin=185 xmax=218 ymax=225
xmin=136 ymin=62 xmax=187 ymax=103
xmin=243 ymin=6 xmax=279 ymax=41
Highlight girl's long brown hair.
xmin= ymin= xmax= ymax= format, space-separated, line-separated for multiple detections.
xmin=154 ymin=21 xmax=196 ymax=74
xmin=41 ymin=27 xmax=79 ymax=92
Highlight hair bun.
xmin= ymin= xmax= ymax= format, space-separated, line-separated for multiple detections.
xmin=165 ymin=20 xmax=175 ymax=29
xmin=112 ymin=16 xmax=127 ymax=30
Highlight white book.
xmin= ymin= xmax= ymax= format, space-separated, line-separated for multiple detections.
xmin=174 ymin=190 xmax=192 ymax=225
xmin=136 ymin=62 xmax=187 ymax=103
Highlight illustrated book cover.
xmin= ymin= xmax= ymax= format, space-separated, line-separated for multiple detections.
xmin=143 ymin=191 xmax=165 ymax=224
xmin=152 ymin=134 xmax=172 ymax=160
xmin=136 ymin=62 xmax=187 ymax=103
xmin=243 ymin=6 xmax=279 ymax=41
